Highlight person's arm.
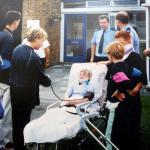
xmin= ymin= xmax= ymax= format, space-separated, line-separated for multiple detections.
xmin=133 ymin=32 xmax=139 ymax=54
xmin=42 ymin=40 xmax=50 ymax=68
xmin=33 ymin=56 xmax=51 ymax=87
xmin=90 ymin=31 xmax=97 ymax=62
xmin=90 ymin=44 xmax=96 ymax=62
xmin=0 ymin=35 xmax=14 ymax=60
xmin=64 ymin=85 xmax=73 ymax=100
xmin=130 ymin=29 xmax=140 ymax=54
xmin=63 ymin=98 xmax=89 ymax=106
xmin=128 ymin=82 xmax=143 ymax=96
xmin=97 ymin=60 xmax=110 ymax=65
xmin=44 ymin=47 xmax=50 ymax=68
xmin=143 ymin=48 xmax=150 ymax=57
xmin=111 ymin=91 xmax=125 ymax=101
xmin=63 ymin=91 xmax=94 ymax=106
xmin=112 ymin=82 xmax=143 ymax=100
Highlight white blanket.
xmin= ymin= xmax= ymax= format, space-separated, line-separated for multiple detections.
xmin=24 ymin=107 xmax=81 ymax=143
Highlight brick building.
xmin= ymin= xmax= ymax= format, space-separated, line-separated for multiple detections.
xmin=0 ymin=0 xmax=61 ymax=65
xmin=22 ymin=0 xmax=61 ymax=65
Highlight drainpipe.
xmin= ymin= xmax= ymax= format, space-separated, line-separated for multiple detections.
xmin=142 ymin=2 xmax=150 ymax=86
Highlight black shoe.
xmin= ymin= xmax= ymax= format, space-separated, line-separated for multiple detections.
xmin=5 ymin=142 xmax=14 ymax=148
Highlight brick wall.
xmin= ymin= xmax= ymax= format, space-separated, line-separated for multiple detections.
xmin=22 ymin=0 xmax=61 ymax=64
xmin=0 ymin=0 xmax=22 ymax=45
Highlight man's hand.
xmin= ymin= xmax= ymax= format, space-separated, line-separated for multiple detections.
xmin=127 ymin=87 xmax=140 ymax=96
xmin=90 ymin=57 xmax=94 ymax=62
xmin=128 ymin=82 xmax=143 ymax=96
xmin=143 ymin=48 xmax=150 ymax=57
xmin=45 ymin=61 xmax=50 ymax=68
xmin=90 ymin=44 xmax=96 ymax=62
xmin=61 ymin=100 xmax=70 ymax=106
xmin=112 ymin=91 xmax=125 ymax=101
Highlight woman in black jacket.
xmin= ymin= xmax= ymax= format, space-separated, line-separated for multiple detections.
xmin=111 ymin=31 xmax=147 ymax=150
xmin=9 ymin=27 xmax=51 ymax=150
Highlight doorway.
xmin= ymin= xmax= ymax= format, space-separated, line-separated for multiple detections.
xmin=64 ymin=14 xmax=86 ymax=62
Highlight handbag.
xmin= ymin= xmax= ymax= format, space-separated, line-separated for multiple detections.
xmin=0 ymin=55 xmax=11 ymax=71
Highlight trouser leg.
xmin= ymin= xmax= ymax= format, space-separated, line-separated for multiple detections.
xmin=10 ymin=86 xmax=33 ymax=150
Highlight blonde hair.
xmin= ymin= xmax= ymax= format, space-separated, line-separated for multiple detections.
xmin=105 ymin=41 xmax=125 ymax=60
xmin=80 ymin=69 xmax=91 ymax=78
xmin=26 ymin=27 xmax=48 ymax=42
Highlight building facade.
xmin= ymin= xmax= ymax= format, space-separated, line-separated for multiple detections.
xmin=0 ymin=0 xmax=150 ymax=85
xmin=60 ymin=0 xmax=150 ymax=85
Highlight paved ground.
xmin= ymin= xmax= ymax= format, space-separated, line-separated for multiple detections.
xmin=31 ymin=64 xmax=71 ymax=120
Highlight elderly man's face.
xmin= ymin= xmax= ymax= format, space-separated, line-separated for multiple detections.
xmin=79 ymin=71 xmax=90 ymax=80
xmin=99 ymin=18 xmax=109 ymax=30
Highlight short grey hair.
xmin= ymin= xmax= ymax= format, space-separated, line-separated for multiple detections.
xmin=99 ymin=15 xmax=109 ymax=22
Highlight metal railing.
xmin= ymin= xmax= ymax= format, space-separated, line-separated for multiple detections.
xmin=86 ymin=0 xmax=140 ymax=8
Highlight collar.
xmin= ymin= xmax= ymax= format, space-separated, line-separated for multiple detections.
xmin=100 ymin=27 xmax=110 ymax=32
xmin=122 ymin=24 xmax=130 ymax=31
xmin=4 ymin=28 xmax=13 ymax=36
xmin=122 ymin=44 xmax=133 ymax=60
xmin=124 ymin=44 xmax=133 ymax=53
xmin=79 ymin=79 xmax=90 ymax=85
xmin=104 ymin=27 xmax=110 ymax=32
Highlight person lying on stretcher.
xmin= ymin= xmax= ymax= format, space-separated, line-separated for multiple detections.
xmin=61 ymin=69 xmax=94 ymax=107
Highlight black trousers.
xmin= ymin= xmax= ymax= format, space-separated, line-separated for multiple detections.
xmin=10 ymin=86 xmax=34 ymax=150
xmin=111 ymin=95 xmax=141 ymax=150
xmin=33 ymin=85 xmax=40 ymax=106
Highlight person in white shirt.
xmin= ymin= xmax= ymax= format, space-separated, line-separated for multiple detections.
xmin=34 ymin=39 xmax=50 ymax=68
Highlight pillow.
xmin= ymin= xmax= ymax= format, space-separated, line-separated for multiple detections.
xmin=66 ymin=63 xmax=108 ymax=107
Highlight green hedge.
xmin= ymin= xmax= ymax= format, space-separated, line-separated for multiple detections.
xmin=141 ymin=96 xmax=150 ymax=150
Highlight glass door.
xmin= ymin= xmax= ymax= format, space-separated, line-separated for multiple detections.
xmin=64 ymin=14 xmax=86 ymax=62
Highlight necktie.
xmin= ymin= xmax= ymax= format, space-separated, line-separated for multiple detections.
xmin=98 ymin=30 xmax=105 ymax=54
